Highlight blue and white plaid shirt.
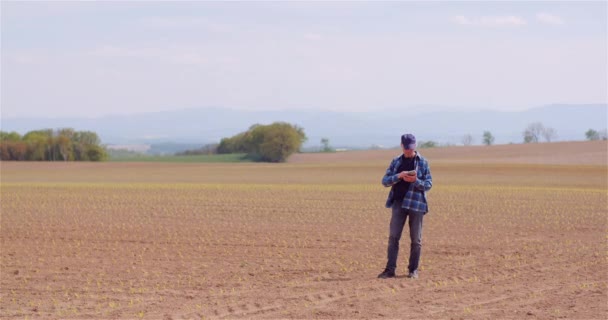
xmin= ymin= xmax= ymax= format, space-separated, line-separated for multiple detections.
xmin=382 ymin=151 xmax=433 ymax=213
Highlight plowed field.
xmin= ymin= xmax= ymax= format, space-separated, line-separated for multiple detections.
xmin=1 ymin=141 xmax=606 ymax=319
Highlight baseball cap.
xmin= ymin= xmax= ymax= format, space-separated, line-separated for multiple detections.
xmin=401 ymin=133 xmax=416 ymax=150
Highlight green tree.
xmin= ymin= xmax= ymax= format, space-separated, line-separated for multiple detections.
xmin=72 ymin=130 xmax=102 ymax=160
xmin=217 ymin=132 xmax=250 ymax=154
xmin=482 ymin=131 xmax=495 ymax=146
xmin=23 ymin=132 xmax=48 ymax=160
xmin=249 ymin=123 xmax=306 ymax=162
xmin=0 ymin=132 xmax=24 ymax=160
xmin=585 ymin=129 xmax=600 ymax=141
xmin=218 ymin=122 xmax=306 ymax=162
xmin=23 ymin=129 xmax=54 ymax=160
xmin=85 ymin=145 xmax=108 ymax=161
xmin=0 ymin=131 xmax=22 ymax=141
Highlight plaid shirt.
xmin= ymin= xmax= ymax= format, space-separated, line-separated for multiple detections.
xmin=382 ymin=151 xmax=433 ymax=213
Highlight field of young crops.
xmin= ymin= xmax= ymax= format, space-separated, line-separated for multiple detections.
xmin=1 ymin=142 xmax=606 ymax=319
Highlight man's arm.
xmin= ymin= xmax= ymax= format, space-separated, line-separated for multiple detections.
xmin=413 ymin=161 xmax=432 ymax=192
xmin=382 ymin=158 xmax=404 ymax=187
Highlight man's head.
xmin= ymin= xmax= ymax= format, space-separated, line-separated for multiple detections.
xmin=401 ymin=133 xmax=416 ymax=157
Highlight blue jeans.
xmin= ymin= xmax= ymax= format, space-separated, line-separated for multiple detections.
xmin=385 ymin=200 xmax=424 ymax=273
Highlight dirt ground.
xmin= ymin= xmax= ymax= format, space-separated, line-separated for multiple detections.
xmin=1 ymin=142 xmax=606 ymax=319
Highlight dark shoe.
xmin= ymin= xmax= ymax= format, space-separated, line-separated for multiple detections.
xmin=377 ymin=269 xmax=395 ymax=279
xmin=407 ymin=270 xmax=419 ymax=279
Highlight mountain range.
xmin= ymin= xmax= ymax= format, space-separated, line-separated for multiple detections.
xmin=1 ymin=104 xmax=606 ymax=149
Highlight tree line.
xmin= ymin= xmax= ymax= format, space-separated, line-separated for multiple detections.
xmin=460 ymin=123 xmax=607 ymax=146
xmin=0 ymin=128 xmax=107 ymax=161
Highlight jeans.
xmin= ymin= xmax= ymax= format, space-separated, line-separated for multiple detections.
xmin=385 ymin=200 xmax=424 ymax=273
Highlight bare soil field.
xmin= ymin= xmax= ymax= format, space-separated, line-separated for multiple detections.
xmin=1 ymin=141 xmax=607 ymax=319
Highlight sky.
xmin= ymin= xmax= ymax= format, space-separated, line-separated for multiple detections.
xmin=1 ymin=1 xmax=607 ymax=118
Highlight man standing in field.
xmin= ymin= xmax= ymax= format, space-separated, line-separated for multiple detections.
xmin=378 ymin=133 xmax=433 ymax=279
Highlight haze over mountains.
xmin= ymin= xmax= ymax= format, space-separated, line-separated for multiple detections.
xmin=2 ymin=104 xmax=606 ymax=149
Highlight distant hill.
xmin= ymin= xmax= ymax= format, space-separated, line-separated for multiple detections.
xmin=1 ymin=104 xmax=606 ymax=149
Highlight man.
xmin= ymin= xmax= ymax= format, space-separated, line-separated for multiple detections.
xmin=378 ymin=133 xmax=433 ymax=279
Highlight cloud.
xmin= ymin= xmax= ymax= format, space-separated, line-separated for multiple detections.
xmin=451 ymin=15 xmax=527 ymax=27
xmin=536 ymin=13 xmax=565 ymax=25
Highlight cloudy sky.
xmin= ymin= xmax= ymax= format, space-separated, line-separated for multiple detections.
xmin=2 ymin=1 xmax=606 ymax=118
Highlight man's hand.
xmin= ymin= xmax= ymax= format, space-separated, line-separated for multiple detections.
xmin=403 ymin=175 xmax=416 ymax=182
xmin=397 ymin=171 xmax=409 ymax=179
xmin=398 ymin=171 xmax=417 ymax=182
